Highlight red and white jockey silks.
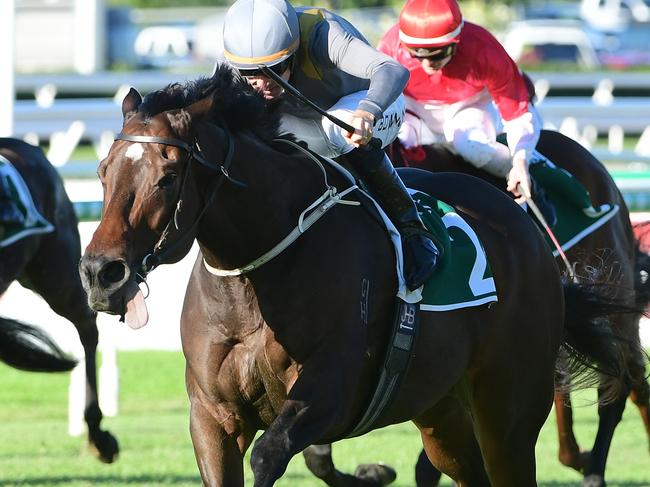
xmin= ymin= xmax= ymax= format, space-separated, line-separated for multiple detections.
xmin=378 ymin=21 xmax=541 ymax=174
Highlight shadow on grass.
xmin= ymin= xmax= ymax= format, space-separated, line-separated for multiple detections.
xmin=0 ymin=475 xmax=201 ymax=486
xmin=539 ymin=483 xmax=650 ymax=487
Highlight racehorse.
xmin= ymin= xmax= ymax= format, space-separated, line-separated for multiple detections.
xmin=79 ymin=67 xmax=634 ymax=486
xmin=388 ymin=133 xmax=650 ymax=487
xmin=0 ymin=138 xmax=119 ymax=463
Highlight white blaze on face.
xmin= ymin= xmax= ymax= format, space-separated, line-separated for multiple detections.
xmin=125 ymin=143 xmax=145 ymax=162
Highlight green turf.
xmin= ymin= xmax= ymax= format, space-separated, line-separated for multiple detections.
xmin=0 ymin=351 xmax=648 ymax=486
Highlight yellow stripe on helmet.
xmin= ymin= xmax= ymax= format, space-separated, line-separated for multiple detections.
xmin=224 ymin=38 xmax=300 ymax=65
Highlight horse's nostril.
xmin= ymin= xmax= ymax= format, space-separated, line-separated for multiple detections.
xmin=98 ymin=260 xmax=127 ymax=286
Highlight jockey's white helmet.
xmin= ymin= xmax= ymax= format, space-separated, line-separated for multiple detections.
xmin=223 ymin=0 xmax=300 ymax=71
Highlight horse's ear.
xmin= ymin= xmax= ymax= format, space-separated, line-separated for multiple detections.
xmin=185 ymin=95 xmax=215 ymax=122
xmin=121 ymin=88 xmax=142 ymax=123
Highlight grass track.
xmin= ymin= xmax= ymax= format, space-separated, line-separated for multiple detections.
xmin=0 ymin=351 xmax=648 ymax=486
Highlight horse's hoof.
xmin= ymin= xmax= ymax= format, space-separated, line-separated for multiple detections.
xmin=89 ymin=430 xmax=120 ymax=463
xmin=582 ymin=474 xmax=606 ymax=487
xmin=353 ymin=463 xmax=397 ymax=486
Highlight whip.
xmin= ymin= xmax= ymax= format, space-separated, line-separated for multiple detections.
xmin=258 ymin=65 xmax=382 ymax=149
xmin=519 ymin=183 xmax=576 ymax=281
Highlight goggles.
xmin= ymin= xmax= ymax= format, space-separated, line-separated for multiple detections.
xmin=238 ymin=57 xmax=293 ymax=78
xmin=405 ymin=43 xmax=456 ymax=61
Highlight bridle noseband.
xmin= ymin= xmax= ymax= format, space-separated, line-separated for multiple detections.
xmin=114 ymin=128 xmax=242 ymax=281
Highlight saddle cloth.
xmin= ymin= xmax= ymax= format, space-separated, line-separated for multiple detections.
xmin=0 ymin=155 xmax=54 ymax=248
xmin=529 ymin=156 xmax=619 ymax=256
xmin=324 ymin=157 xmax=498 ymax=311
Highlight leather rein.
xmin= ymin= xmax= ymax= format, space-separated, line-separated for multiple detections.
xmin=113 ymin=130 xmax=241 ymax=282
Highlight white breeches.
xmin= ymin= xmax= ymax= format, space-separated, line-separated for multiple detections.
xmin=324 ymin=90 xmax=405 ymax=157
xmin=399 ymin=97 xmax=514 ymax=178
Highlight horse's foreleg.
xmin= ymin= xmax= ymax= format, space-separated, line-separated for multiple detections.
xmin=250 ymin=360 xmax=358 ymax=487
xmin=251 ymin=398 xmax=335 ymax=487
xmin=23 ymin=231 xmax=119 ymax=463
xmin=190 ymin=400 xmax=247 ymax=487
xmin=78 ymin=317 xmax=119 ymax=463
xmin=303 ymin=444 xmax=396 ymax=487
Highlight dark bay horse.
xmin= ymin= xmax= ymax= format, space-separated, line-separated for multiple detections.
xmin=80 ymin=68 xmax=633 ymax=486
xmin=0 ymin=138 xmax=118 ymax=463
xmin=389 ymin=133 xmax=650 ymax=487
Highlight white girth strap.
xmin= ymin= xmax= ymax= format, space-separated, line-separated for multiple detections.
xmin=203 ymin=185 xmax=359 ymax=276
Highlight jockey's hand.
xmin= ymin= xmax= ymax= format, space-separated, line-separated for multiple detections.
xmin=343 ymin=109 xmax=375 ymax=147
xmin=507 ymin=153 xmax=531 ymax=203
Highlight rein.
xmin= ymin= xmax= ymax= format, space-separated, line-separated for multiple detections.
xmin=203 ymin=138 xmax=361 ymax=276
xmin=114 ymin=129 xmax=240 ymax=281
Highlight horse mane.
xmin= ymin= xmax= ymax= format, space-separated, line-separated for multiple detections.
xmin=139 ymin=63 xmax=285 ymax=144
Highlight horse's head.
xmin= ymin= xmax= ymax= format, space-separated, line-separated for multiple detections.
xmin=80 ymin=84 xmax=228 ymax=328
xmin=80 ymin=67 xmax=286 ymax=328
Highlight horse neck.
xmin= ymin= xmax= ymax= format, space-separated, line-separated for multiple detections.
xmin=196 ymin=133 xmax=326 ymax=271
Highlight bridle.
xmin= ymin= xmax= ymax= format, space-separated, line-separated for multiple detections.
xmin=113 ymin=127 xmax=243 ymax=282
xmin=113 ymin=128 xmax=360 ymax=285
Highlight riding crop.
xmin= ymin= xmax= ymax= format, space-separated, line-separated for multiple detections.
xmin=518 ymin=183 xmax=576 ymax=281
xmin=258 ymin=65 xmax=382 ymax=149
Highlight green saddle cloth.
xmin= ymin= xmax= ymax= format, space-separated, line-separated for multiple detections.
xmin=410 ymin=191 xmax=498 ymax=311
xmin=529 ymin=161 xmax=619 ymax=255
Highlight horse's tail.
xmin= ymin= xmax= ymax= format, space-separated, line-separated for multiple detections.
xmin=560 ymin=277 xmax=642 ymax=402
xmin=0 ymin=316 xmax=77 ymax=372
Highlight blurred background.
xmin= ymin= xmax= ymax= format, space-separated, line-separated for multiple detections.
xmin=1 ymin=0 xmax=650 ymax=485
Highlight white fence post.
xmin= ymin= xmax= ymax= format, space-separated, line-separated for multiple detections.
xmin=73 ymin=0 xmax=106 ymax=74
xmin=68 ymin=360 xmax=87 ymax=437
xmin=0 ymin=0 xmax=15 ymax=137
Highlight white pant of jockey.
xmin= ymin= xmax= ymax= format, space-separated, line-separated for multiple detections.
xmin=398 ymin=96 xmax=542 ymax=179
xmin=323 ymin=90 xmax=405 ymax=157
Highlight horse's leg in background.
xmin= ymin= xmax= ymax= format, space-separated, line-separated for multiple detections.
xmin=415 ymin=395 xmax=488 ymax=486
xmin=581 ymin=385 xmax=630 ymax=487
xmin=302 ymin=444 xmax=396 ymax=487
xmin=20 ymin=230 xmax=118 ymax=463
xmin=581 ymin=309 xmax=646 ymax=485
xmin=631 ymin=247 xmax=650 ymax=453
xmin=554 ymin=388 xmax=589 ymax=471
xmin=414 ymin=449 xmax=442 ymax=487
xmin=628 ymin=354 xmax=650 ymax=453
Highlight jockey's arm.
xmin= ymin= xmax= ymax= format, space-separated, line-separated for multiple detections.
xmin=321 ymin=20 xmax=409 ymax=121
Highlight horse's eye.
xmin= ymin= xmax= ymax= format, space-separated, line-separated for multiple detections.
xmin=158 ymin=172 xmax=177 ymax=189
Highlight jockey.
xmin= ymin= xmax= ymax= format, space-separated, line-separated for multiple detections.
xmin=378 ymin=0 xmax=554 ymax=223
xmin=221 ymin=0 xmax=439 ymax=291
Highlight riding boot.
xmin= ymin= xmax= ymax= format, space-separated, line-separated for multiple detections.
xmin=0 ymin=177 xmax=25 ymax=227
xmin=530 ymin=178 xmax=557 ymax=228
xmin=345 ymin=146 xmax=440 ymax=291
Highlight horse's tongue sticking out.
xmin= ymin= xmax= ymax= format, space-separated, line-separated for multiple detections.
xmin=124 ymin=282 xmax=149 ymax=329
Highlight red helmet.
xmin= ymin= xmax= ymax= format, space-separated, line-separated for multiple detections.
xmin=399 ymin=0 xmax=464 ymax=48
